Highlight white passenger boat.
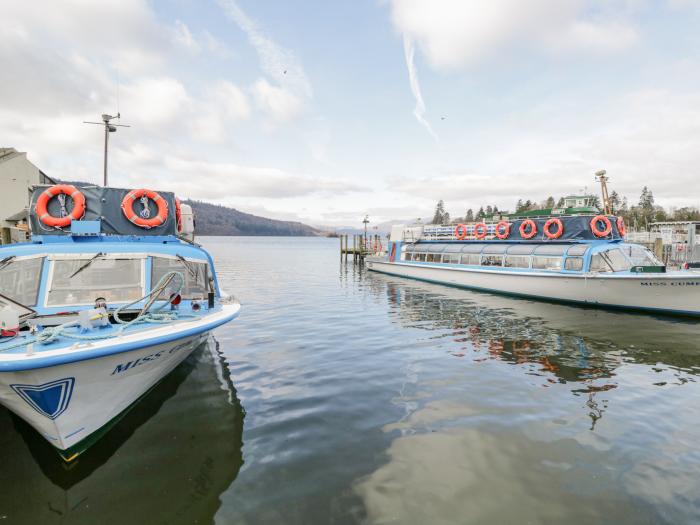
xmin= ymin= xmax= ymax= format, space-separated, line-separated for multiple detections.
xmin=366 ymin=215 xmax=700 ymax=317
xmin=0 ymin=184 xmax=240 ymax=460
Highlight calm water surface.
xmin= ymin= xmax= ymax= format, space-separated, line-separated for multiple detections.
xmin=1 ymin=236 xmax=699 ymax=524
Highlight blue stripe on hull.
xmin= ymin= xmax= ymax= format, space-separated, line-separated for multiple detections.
xmin=369 ymin=264 xmax=700 ymax=318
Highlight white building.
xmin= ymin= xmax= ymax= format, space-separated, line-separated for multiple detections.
xmin=0 ymin=148 xmax=55 ymax=244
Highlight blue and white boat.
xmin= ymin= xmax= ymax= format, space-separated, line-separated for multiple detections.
xmin=0 ymin=184 xmax=240 ymax=460
xmin=366 ymin=215 xmax=700 ymax=317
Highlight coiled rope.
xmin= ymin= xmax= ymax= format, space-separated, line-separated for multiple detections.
xmin=0 ymin=271 xmax=200 ymax=352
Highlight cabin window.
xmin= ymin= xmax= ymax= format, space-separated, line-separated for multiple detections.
xmin=404 ymin=253 xmax=412 ymax=261
xmin=442 ymin=253 xmax=460 ymax=264
xmin=564 ymin=257 xmax=583 ymax=271
xmin=603 ymin=249 xmax=631 ymax=272
xmin=426 ymin=253 xmax=436 ymax=262
xmin=567 ymin=244 xmax=589 ymax=256
xmin=619 ymin=245 xmax=662 ymax=267
xmin=589 ymin=254 xmax=612 ymax=273
xmin=532 ymin=256 xmax=562 ymax=271
xmin=47 ymin=258 xmax=143 ymax=306
xmin=504 ymin=255 xmax=530 ymax=268
xmin=152 ymin=257 xmax=208 ymax=299
xmin=414 ymin=253 xmax=426 ymax=262
xmin=460 ymin=253 xmax=480 ymax=265
xmin=461 ymin=244 xmax=487 ymax=254
xmin=0 ymin=257 xmax=43 ymax=306
xmin=534 ymin=244 xmax=567 ymax=256
xmin=480 ymin=255 xmax=503 ymax=267
xmin=507 ymin=244 xmax=536 ymax=255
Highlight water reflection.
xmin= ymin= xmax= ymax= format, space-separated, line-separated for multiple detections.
xmin=0 ymin=338 xmax=244 ymax=525
xmin=354 ymin=272 xmax=700 ymax=524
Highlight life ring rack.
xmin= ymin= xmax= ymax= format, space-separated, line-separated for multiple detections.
xmin=35 ymin=184 xmax=86 ymax=228
xmin=121 ymin=189 xmax=169 ymax=229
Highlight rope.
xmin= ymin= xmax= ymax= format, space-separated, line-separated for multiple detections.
xmin=0 ymin=271 xmax=201 ymax=353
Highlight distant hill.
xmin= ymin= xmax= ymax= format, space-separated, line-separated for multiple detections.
xmin=184 ymin=199 xmax=320 ymax=236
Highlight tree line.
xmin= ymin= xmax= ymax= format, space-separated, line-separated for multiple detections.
xmin=430 ymin=186 xmax=700 ymax=229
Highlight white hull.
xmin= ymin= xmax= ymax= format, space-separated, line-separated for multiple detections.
xmin=366 ymin=259 xmax=700 ymax=316
xmin=0 ymin=304 xmax=240 ymax=457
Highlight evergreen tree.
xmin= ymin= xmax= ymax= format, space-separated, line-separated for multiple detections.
xmin=610 ymin=191 xmax=621 ymax=213
xmin=485 ymin=205 xmax=493 ymax=216
xmin=545 ymin=196 xmax=555 ymax=209
xmin=493 ymin=205 xmax=499 ymax=214
xmin=524 ymin=199 xmax=533 ymax=210
xmin=465 ymin=208 xmax=474 ymax=222
xmin=477 ymin=206 xmax=485 ymax=220
xmin=443 ymin=212 xmax=451 ymax=224
xmin=515 ymin=199 xmax=524 ymax=212
xmin=556 ymin=197 xmax=565 ymax=207
xmin=432 ymin=200 xmax=446 ymax=224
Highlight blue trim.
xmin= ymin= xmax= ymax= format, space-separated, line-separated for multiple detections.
xmin=370 ymin=265 xmax=700 ymax=318
xmin=0 ymin=308 xmax=240 ymax=372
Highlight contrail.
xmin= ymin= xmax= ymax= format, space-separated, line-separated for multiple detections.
xmin=403 ymin=34 xmax=438 ymax=142
xmin=216 ymin=0 xmax=312 ymax=99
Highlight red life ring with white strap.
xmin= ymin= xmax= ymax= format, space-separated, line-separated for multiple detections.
xmin=121 ymin=189 xmax=169 ymax=229
xmin=519 ymin=219 xmax=537 ymax=239
xmin=35 ymin=184 xmax=86 ymax=228
xmin=455 ymin=224 xmax=468 ymax=240
xmin=590 ymin=215 xmax=612 ymax=238
xmin=495 ymin=221 xmax=510 ymax=240
xmin=617 ymin=216 xmax=626 ymax=237
xmin=543 ymin=218 xmax=564 ymax=239
xmin=474 ymin=222 xmax=488 ymax=239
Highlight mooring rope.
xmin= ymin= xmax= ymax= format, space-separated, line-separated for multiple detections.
xmin=0 ymin=271 xmax=202 ymax=353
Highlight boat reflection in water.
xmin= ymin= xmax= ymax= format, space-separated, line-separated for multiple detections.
xmin=0 ymin=337 xmax=244 ymax=524
xmin=355 ymin=272 xmax=700 ymax=525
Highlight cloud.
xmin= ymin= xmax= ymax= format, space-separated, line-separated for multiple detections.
xmin=403 ymin=35 xmax=439 ymax=141
xmin=389 ymin=0 xmax=640 ymax=70
xmin=252 ymin=78 xmax=303 ymax=121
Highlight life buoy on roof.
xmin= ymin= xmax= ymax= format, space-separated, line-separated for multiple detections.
xmin=474 ymin=222 xmax=488 ymax=239
xmin=35 ymin=184 xmax=86 ymax=228
xmin=519 ymin=219 xmax=537 ymax=239
xmin=590 ymin=215 xmax=612 ymax=238
xmin=121 ymin=189 xmax=169 ymax=229
xmin=455 ymin=223 xmax=468 ymax=240
xmin=617 ymin=216 xmax=626 ymax=237
xmin=495 ymin=220 xmax=510 ymax=240
xmin=543 ymin=218 xmax=564 ymax=239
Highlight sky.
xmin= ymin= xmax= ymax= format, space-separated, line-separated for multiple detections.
xmin=2 ymin=0 xmax=700 ymax=228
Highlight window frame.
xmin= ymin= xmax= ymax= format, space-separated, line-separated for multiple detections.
xmin=0 ymin=254 xmax=45 ymax=307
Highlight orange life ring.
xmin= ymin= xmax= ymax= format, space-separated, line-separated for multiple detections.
xmin=455 ymin=224 xmax=468 ymax=240
xmin=543 ymin=218 xmax=564 ymax=239
xmin=175 ymin=197 xmax=183 ymax=232
xmin=474 ymin=222 xmax=488 ymax=239
xmin=121 ymin=189 xmax=169 ymax=229
xmin=617 ymin=216 xmax=626 ymax=237
xmin=519 ymin=219 xmax=537 ymax=239
xmin=35 ymin=184 xmax=86 ymax=228
xmin=590 ymin=215 xmax=612 ymax=238
xmin=495 ymin=220 xmax=510 ymax=239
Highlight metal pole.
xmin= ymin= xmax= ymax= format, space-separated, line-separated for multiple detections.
xmin=104 ymin=122 xmax=109 ymax=186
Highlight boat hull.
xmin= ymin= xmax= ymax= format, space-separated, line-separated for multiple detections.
xmin=0 ymin=333 xmax=207 ymax=459
xmin=366 ymin=258 xmax=700 ymax=316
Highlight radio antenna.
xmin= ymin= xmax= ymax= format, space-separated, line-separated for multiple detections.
xmin=83 ymin=113 xmax=130 ymax=187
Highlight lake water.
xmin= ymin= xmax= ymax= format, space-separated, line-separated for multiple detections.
xmin=1 ymin=236 xmax=699 ymax=524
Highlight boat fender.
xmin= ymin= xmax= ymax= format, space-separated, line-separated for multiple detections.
xmin=617 ymin=216 xmax=626 ymax=237
xmin=495 ymin=221 xmax=510 ymax=239
xmin=455 ymin=224 xmax=468 ymax=240
xmin=543 ymin=218 xmax=564 ymax=239
xmin=474 ymin=222 xmax=488 ymax=240
xmin=590 ymin=215 xmax=612 ymax=238
xmin=122 ymin=189 xmax=169 ymax=229
xmin=519 ymin=219 xmax=537 ymax=239
xmin=35 ymin=184 xmax=86 ymax=228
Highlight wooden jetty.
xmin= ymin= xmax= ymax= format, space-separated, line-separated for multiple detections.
xmin=340 ymin=234 xmax=383 ymax=263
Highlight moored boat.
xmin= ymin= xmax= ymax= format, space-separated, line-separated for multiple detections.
xmin=366 ymin=215 xmax=700 ymax=317
xmin=0 ymin=184 xmax=240 ymax=460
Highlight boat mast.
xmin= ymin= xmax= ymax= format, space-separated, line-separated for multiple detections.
xmin=83 ymin=114 xmax=130 ymax=186
xmin=595 ymin=170 xmax=612 ymax=215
